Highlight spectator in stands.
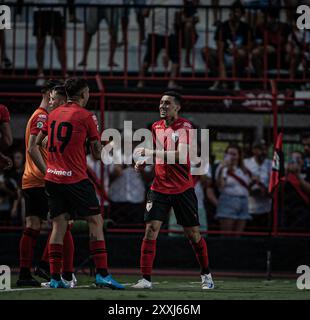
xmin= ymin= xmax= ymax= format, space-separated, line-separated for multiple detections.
xmin=180 ymin=0 xmax=199 ymax=68
xmin=5 ymin=150 xmax=25 ymax=225
xmin=0 ymin=172 xmax=19 ymax=226
xmin=137 ymin=0 xmax=183 ymax=90
xmin=28 ymin=0 xmax=75 ymax=86
xmin=215 ymin=144 xmax=252 ymax=233
xmin=107 ymin=142 xmax=147 ymax=228
xmin=0 ymin=31 xmax=12 ymax=69
xmin=201 ymin=1 xmax=253 ymax=91
xmin=286 ymin=13 xmax=310 ymax=79
xmin=244 ymin=140 xmax=272 ymax=229
xmin=78 ymin=0 xmax=122 ymax=68
xmin=121 ymin=0 xmax=146 ymax=44
xmin=279 ymin=149 xmax=310 ymax=230
xmin=251 ymin=7 xmax=291 ymax=78
xmin=301 ymin=132 xmax=310 ymax=183
xmin=241 ymin=0 xmax=281 ymax=28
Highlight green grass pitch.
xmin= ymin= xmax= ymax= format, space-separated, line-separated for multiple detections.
xmin=1 ymin=274 xmax=310 ymax=300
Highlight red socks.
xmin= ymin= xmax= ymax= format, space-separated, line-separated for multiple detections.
xmin=140 ymin=239 xmax=156 ymax=278
xmin=19 ymin=228 xmax=40 ymax=269
xmin=190 ymin=237 xmax=210 ymax=274
xmin=90 ymin=240 xmax=108 ymax=271
xmin=63 ymin=228 xmax=75 ymax=273
xmin=41 ymin=232 xmax=51 ymax=264
xmin=49 ymin=244 xmax=63 ymax=277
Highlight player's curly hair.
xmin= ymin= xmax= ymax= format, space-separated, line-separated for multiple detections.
xmin=65 ymin=78 xmax=88 ymax=99
xmin=41 ymin=79 xmax=63 ymax=94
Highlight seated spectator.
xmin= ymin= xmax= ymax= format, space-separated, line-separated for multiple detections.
xmin=244 ymin=141 xmax=272 ymax=229
xmin=286 ymin=13 xmax=310 ymax=79
xmin=137 ymin=0 xmax=183 ymax=90
xmin=79 ymin=0 xmax=122 ymax=67
xmin=201 ymin=0 xmax=253 ymax=91
xmin=251 ymin=7 xmax=291 ymax=78
xmin=215 ymin=144 xmax=252 ymax=233
xmin=180 ymin=0 xmax=199 ymax=68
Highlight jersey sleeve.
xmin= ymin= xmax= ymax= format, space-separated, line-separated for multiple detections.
xmin=178 ymin=121 xmax=193 ymax=145
xmin=41 ymin=119 xmax=48 ymax=136
xmin=30 ymin=112 xmax=48 ymax=136
xmin=0 ymin=105 xmax=10 ymax=124
xmin=86 ymin=113 xmax=100 ymax=141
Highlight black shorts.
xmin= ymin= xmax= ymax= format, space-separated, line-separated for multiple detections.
xmin=144 ymin=188 xmax=199 ymax=227
xmin=144 ymin=34 xmax=179 ymax=65
xmin=45 ymin=179 xmax=100 ymax=220
xmin=33 ymin=11 xmax=64 ymax=37
xmin=22 ymin=187 xmax=49 ymax=220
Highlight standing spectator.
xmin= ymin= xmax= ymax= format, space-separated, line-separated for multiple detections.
xmin=301 ymin=132 xmax=310 ymax=182
xmin=121 ymin=0 xmax=146 ymax=44
xmin=28 ymin=0 xmax=75 ymax=86
xmin=5 ymin=150 xmax=25 ymax=225
xmin=0 ymin=31 xmax=12 ymax=69
xmin=137 ymin=0 xmax=183 ymax=89
xmin=180 ymin=0 xmax=199 ymax=68
xmin=251 ymin=7 xmax=291 ymax=78
xmin=279 ymin=149 xmax=310 ymax=230
xmin=286 ymin=14 xmax=310 ymax=79
xmin=244 ymin=141 xmax=272 ymax=229
xmin=201 ymin=1 xmax=253 ymax=91
xmin=0 ymin=104 xmax=13 ymax=170
xmin=78 ymin=0 xmax=122 ymax=67
xmin=215 ymin=144 xmax=252 ymax=233
xmin=108 ymin=145 xmax=146 ymax=227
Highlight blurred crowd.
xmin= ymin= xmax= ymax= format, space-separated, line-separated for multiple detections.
xmin=1 ymin=0 xmax=309 ymax=89
xmin=1 ymin=131 xmax=310 ymax=233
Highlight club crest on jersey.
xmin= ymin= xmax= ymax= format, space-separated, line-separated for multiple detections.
xmin=171 ymin=132 xmax=179 ymax=142
xmin=37 ymin=121 xmax=44 ymax=129
xmin=146 ymin=201 xmax=153 ymax=212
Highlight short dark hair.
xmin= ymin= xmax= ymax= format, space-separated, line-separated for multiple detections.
xmin=41 ymin=79 xmax=63 ymax=94
xmin=65 ymin=78 xmax=88 ymax=99
xmin=162 ymin=91 xmax=182 ymax=105
xmin=301 ymin=131 xmax=310 ymax=140
xmin=231 ymin=0 xmax=245 ymax=15
xmin=52 ymin=85 xmax=67 ymax=97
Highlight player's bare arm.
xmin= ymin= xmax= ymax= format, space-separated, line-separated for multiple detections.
xmin=29 ymin=132 xmax=47 ymax=175
xmin=90 ymin=139 xmax=102 ymax=160
xmin=0 ymin=122 xmax=13 ymax=148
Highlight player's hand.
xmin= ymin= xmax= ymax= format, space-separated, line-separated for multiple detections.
xmin=135 ymin=159 xmax=147 ymax=172
xmin=0 ymin=153 xmax=13 ymax=171
xmin=135 ymin=148 xmax=146 ymax=157
xmin=42 ymin=136 xmax=48 ymax=149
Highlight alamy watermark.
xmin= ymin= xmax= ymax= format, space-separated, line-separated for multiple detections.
xmin=0 ymin=265 xmax=11 ymax=290
xmin=296 ymin=5 xmax=310 ymax=29
xmin=296 ymin=265 xmax=310 ymax=289
xmin=0 ymin=5 xmax=11 ymax=30
xmin=100 ymin=121 xmax=210 ymax=176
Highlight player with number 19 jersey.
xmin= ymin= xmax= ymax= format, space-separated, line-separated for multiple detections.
xmin=42 ymin=102 xmax=100 ymax=184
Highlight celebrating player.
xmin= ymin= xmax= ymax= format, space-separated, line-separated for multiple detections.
xmin=0 ymin=103 xmax=13 ymax=170
xmin=17 ymin=81 xmax=76 ymax=287
xmin=132 ymin=91 xmax=215 ymax=290
xmin=34 ymin=78 xmax=124 ymax=289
